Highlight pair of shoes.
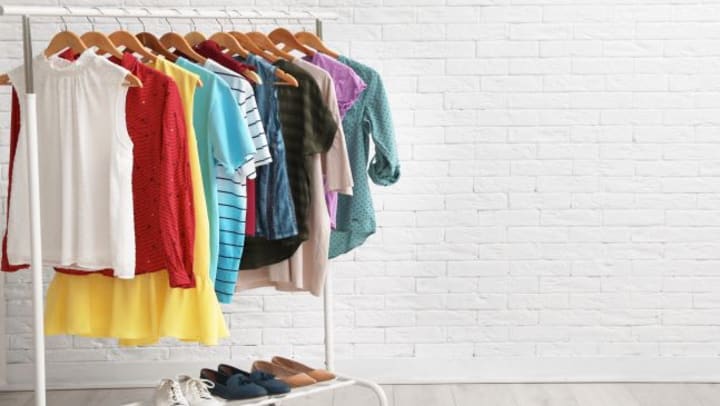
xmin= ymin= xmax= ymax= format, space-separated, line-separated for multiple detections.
xmin=252 ymin=356 xmax=336 ymax=388
xmin=200 ymin=364 xmax=291 ymax=400
xmin=153 ymin=376 xmax=219 ymax=406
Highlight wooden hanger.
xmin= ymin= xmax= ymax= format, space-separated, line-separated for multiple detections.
xmin=269 ymin=28 xmax=315 ymax=57
xmin=161 ymin=32 xmax=207 ymax=63
xmin=247 ymin=31 xmax=294 ymax=60
xmin=207 ymin=33 xmax=263 ymax=85
xmin=295 ymin=31 xmax=340 ymax=59
xmin=229 ymin=31 xmax=278 ymax=62
xmin=109 ymin=30 xmax=157 ymax=62
xmin=274 ymin=68 xmax=299 ymax=87
xmin=44 ymin=30 xmax=87 ymax=57
xmin=226 ymin=32 xmax=298 ymax=87
xmin=185 ymin=13 xmax=206 ymax=46
xmin=137 ymin=32 xmax=178 ymax=62
xmin=0 ymin=73 xmax=10 ymax=85
xmin=185 ymin=31 xmax=206 ymax=47
xmin=77 ymin=21 xmax=142 ymax=88
xmin=210 ymin=32 xmax=249 ymax=58
xmin=123 ymin=73 xmax=144 ymax=88
xmin=135 ymin=31 xmax=202 ymax=87
xmin=80 ymin=31 xmax=124 ymax=59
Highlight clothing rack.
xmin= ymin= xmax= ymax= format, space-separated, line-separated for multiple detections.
xmin=0 ymin=6 xmax=388 ymax=406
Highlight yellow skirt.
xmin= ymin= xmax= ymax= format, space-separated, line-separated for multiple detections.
xmin=45 ymin=268 xmax=228 ymax=346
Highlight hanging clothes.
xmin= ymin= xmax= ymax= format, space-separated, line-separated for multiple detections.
xmin=329 ymin=56 xmax=401 ymax=259
xmin=202 ymin=58 xmax=269 ymax=304
xmin=237 ymin=58 xmax=353 ymax=296
xmin=43 ymin=56 xmax=228 ymax=345
xmin=239 ymin=60 xmax=337 ymax=270
xmin=237 ymin=53 xmax=298 ymax=241
xmin=194 ymin=39 xmax=259 ymax=238
xmin=301 ymin=52 xmax=366 ymax=228
xmin=175 ymin=57 xmax=256 ymax=286
xmin=6 ymin=50 xmax=136 ymax=278
xmin=292 ymin=57 xmax=354 ymax=229
xmin=53 ymin=53 xmax=196 ymax=288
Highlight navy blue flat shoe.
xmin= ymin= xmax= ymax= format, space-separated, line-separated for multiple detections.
xmin=218 ymin=364 xmax=292 ymax=396
xmin=200 ymin=368 xmax=268 ymax=400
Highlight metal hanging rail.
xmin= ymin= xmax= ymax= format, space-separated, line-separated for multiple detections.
xmin=0 ymin=6 xmax=339 ymax=20
xmin=0 ymin=6 xmax=387 ymax=406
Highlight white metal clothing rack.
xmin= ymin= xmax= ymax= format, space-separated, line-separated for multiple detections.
xmin=0 ymin=5 xmax=388 ymax=406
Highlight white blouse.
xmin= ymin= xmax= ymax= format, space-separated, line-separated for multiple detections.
xmin=6 ymin=49 xmax=136 ymax=278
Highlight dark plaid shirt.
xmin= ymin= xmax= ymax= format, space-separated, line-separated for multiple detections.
xmin=240 ymin=60 xmax=337 ymax=269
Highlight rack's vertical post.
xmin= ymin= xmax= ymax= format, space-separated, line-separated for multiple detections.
xmin=316 ymin=17 xmax=335 ymax=373
xmin=22 ymin=14 xmax=46 ymax=406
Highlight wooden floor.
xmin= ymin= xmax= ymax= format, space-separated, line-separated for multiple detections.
xmin=1 ymin=383 xmax=719 ymax=406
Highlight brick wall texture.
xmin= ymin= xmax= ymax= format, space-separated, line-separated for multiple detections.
xmin=3 ymin=0 xmax=720 ymax=366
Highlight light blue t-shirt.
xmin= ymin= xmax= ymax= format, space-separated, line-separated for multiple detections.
xmin=176 ymin=57 xmax=256 ymax=285
xmin=203 ymin=59 xmax=268 ymax=303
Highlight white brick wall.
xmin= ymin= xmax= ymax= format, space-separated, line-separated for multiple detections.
xmin=3 ymin=0 xmax=720 ymax=382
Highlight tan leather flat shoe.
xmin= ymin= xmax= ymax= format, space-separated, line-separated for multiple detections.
xmin=252 ymin=360 xmax=316 ymax=388
xmin=271 ymin=356 xmax=336 ymax=382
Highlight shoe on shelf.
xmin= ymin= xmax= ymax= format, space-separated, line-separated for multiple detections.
xmin=272 ymin=356 xmax=336 ymax=382
xmin=200 ymin=368 xmax=268 ymax=400
xmin=177 ymin=375 xmax=221 ymax=406
xmin=153 ymin=379 xmax=190 ymax=406
xmin=218 ymin=363 xmax=291 ymax=396
xmin=252 ymin=360 xmax=316 ymax=388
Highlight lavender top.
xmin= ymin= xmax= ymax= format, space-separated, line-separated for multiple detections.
xmin=303 ymin=52 xmax=367 ymax=118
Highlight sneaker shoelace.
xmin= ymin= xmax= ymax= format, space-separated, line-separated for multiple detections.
xmin=184 ymin=377 xmax=215 ymax=400
xmin=159 ymin=379 xmax=186 ymax=406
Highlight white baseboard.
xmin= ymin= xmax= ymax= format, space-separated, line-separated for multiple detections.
xmin=2 ymin=357 xmax=720 ymax=391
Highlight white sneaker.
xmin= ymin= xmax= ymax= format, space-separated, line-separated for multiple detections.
xmin=154 ymin=378 xmax=190 ymax=406
xmin=177 ymin=374 xmax=221 ymax=406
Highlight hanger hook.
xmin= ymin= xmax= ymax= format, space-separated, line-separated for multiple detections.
xmin=92 ymin=6 xmax=107 ymax=32
xmin=216 ymin=17 xmax=224 ymax=32
xmin=136 ymin=15 xmax=146 ymax=32
xmin=164 ymin=16 xmax=174 ymax=32
xmin=139 ymin=7 xmax=151 ymax=32
xmin=60 ymin=6 xmax=71 ymax=31
xmin=225 ymin=8 xmax=235 ymax=31
xmin=303 ymin=11 xmax=315 ymax=31
xmin=85 ymin=15 xmax=95 ymax=32
xmin=114 ymin=10 xmax=125 ymax=31
xmin=191 ymin=8 xmax=201 ymax=31
xmin=252 ymin=9 xmax=263 ymax=31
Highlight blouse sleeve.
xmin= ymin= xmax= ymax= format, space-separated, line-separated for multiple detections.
xmin=366 ymin=73 xmax=401 ymax=186
xmin=208 ymin=81 xmax=256 ymax=178
xmin=159 ymin=81 xmax=196 ymax=288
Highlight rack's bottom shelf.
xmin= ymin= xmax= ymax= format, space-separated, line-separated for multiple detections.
xmin=225 ymin=377 xmax=357 ymax=405
xmin=123 ymin=375 xmax=387 ymax=406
